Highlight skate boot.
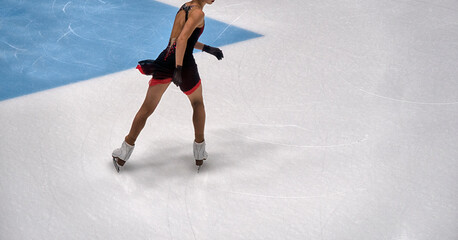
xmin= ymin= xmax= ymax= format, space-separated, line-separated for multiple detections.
xmin=112 ymin=141 xmax=135 ymax=173
xmin=193 ymin=140 xmax=208 ymax=172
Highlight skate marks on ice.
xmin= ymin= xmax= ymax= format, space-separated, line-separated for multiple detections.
xmin=342 ymin=78 xmax=458 ymax=106
xmin=226 ymin=123 xmax=369 ymax=149
xmin=107 ymin=124 xmax=370 ymax=201
xmin=197 ymin=127 xmax=370 ymax=200
xmin=332 ymin=53 xmax=458 ymax=106
xmin=207 ymin=186 xmax=367 ymax=200
xmin=316 ymin=2 xmax=458 ymax=106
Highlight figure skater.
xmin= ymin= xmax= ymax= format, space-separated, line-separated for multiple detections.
xmin=112 ymin=0 xmax=223 ymax=172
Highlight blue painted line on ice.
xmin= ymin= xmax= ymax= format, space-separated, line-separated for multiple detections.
xmin=0 ymin=0 xmax=262 ymax=101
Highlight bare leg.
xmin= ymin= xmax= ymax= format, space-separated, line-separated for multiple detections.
xmin=187 ymin=84 xmax=206 ymax=143
xmin=118 ymin=82 xmax=170 ymax=165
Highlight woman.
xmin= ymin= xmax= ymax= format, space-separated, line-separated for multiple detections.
xmin=112 ymin=0 xmax=223 ymax=172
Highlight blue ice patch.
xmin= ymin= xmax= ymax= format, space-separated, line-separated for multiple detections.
xmin=0 ymin=0 xmax=262 ymax=101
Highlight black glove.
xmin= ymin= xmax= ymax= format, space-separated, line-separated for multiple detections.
xmin=203 ymin=45 xmax=224 ymax=60
xmin=172 ymin=65 xmax=183 ymax=87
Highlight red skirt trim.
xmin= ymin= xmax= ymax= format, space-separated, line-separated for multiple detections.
xmin=147 ymin=78 xmax=201 ymax=95
xmin=148 ymin=78 xmax=172 ymax=86
xmin=184 ymin=80 xmax=201 ymax=95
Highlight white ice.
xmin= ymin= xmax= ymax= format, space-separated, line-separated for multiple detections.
xmin=1 ymin=0 xmax=457 ymax=239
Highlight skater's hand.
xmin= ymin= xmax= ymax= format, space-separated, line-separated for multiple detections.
xmin=203 ymin=45 xmax=224 ymax=60
xmin=172 ymin=65 xmax=183 ymax=87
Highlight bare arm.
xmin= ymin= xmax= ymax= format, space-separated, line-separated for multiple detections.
xmin=175 ymin=10 xmax=205 ymax=67
xmin=194 ymin=41 xmax=204 ymax=51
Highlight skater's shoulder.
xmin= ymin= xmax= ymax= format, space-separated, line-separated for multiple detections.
xmin=189 ymin=7 xmax=205 ymax=18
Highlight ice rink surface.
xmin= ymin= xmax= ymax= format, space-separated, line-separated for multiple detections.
xmin=1 ymin=0 xmax=457 ymax=239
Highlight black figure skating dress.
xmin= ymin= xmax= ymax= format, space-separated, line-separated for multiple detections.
xmin=136 ymin=4 xmax=204 ymax=95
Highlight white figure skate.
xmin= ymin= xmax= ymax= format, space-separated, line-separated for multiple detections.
xmin=194 ymin=140 xmax=208 ymax=172
xmin=112 ymin=141 xmax=135 ymax=173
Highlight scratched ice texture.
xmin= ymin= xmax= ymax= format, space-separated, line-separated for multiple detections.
xmin=0 ymin=0 xmax=457 ymax=239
